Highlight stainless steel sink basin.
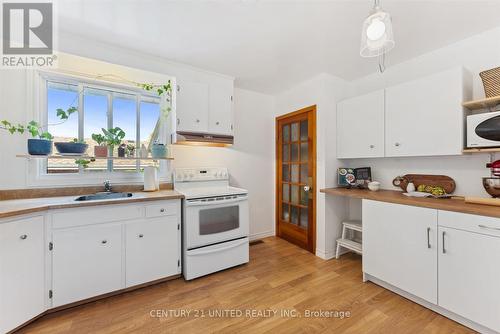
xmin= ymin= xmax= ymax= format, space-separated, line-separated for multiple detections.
xmin=75 ymin=192 xmax=133 ymax=201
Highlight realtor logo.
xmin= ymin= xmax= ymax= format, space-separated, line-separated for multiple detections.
xmin=2 ymin=2 xmax=56 ymax=67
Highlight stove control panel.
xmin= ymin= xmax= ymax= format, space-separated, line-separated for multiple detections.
xmin=174 ymin=167 xmax=229 ymax=182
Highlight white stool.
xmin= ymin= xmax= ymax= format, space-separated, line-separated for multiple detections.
xmin=336 ymin=220 xmax=362 ymax=259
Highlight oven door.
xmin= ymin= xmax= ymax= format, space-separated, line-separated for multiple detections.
xmin=185 ymin=194 xmax=249 ymax=249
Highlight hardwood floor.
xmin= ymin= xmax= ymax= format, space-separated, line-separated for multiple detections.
xmin=20 ymin=237 xmax=473 ymax=334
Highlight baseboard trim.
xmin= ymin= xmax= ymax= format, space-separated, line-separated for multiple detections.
xmin=315 ymin=248 xmax=335 ymax=260
xmin=249 ymin=230 xmax=275 ymax=241
xmin=365 ymin=273 xmax=497 ymax=334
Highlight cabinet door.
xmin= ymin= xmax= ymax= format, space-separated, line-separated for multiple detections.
xmin=208 ymin=82 xmax=233 ymax=135
xmin=0 ymin=216 xmax=45 ymax=334
xmin=363 ymin=200 xmax=438 ymax=303
xmin=176 ymin=81 xmax=209 ymax=133
xmin=125 ymin=216 xmax=180 ymax=287
xmin=52 ymin=224 xmax=123 ymax=307
xmin=385 ymin=68 xmax=465 ymax=157
xmin=337 ymin=90 xmax=385 ymax=158
xmin=438 ymin=226 xmax=500 ymax=332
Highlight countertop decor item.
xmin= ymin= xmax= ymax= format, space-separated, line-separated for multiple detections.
xmin=368 ymin=181 xmax=380 ymax=191
xmin=465 ymin=196 xmax=500 ymax=207
xmin=338 ymin=167 xmax=372 ymax=188
xmin=479 ymin=66 xmax=500 ymax=98
xmin=392 ymin=174 xmax=456 ymax=194
xmin=406 ymin=182 xmax=416 ymax=193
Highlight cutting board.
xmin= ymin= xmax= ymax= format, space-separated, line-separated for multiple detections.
xmin=465 ymin=197 xmax=500 ymax=206
xmin=393 ymin=174 xmax=456 ymax=194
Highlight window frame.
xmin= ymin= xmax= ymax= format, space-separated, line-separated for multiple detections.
xmin=27 ymin=70 xmax=172 ymax=187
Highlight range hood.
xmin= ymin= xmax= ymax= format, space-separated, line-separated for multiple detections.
xmin=174 ymin=131 xmax=234 ymax=147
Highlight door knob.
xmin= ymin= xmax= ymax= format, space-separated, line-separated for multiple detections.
xmin=304 ymin=185 xmax=311 ymax=192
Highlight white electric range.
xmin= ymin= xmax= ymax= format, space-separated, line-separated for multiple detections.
xmin=174 ymin=167 xmax=249 ymax=280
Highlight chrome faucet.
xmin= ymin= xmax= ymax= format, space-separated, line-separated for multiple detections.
xmin=103 ymin=180 xmax=112 ymax=193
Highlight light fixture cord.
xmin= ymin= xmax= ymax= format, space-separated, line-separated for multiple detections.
xmin=378 ymin=52 xmax=386 ymax=73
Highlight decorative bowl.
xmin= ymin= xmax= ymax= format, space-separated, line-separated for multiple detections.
xmin=482 ymin=177 xmax=500 ymax=198
xmin=54 ymin=142 xmax=88 ymax=154
xmin=368 ymin=181 xmax=381 ymax=191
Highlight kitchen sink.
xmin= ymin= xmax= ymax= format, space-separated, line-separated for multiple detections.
xmin=74 ymin=192 xmax=133 ymax=201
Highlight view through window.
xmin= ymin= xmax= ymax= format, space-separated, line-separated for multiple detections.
xmin=46 ymin=80 xmax=161 ymax=174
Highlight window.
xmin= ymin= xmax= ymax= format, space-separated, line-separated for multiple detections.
xmin=45 ymin=77 xmax=162 ymax=174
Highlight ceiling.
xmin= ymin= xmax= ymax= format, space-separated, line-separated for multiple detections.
xmin=56 ymin=0 xmax=500 ymax=94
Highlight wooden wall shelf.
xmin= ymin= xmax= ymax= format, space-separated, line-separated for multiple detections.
xmin=16 ymin=154 xmax=174 ymax=160
xmin=462 ymin=96 xmax=500 ymax=111
xmin=462 ymin=148 xmax=500 ymax=154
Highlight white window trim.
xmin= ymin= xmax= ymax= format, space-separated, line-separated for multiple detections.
xmin=26 ymin=70 xmax=174 ymax=188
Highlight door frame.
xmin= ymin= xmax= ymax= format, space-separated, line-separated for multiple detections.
xmin=275 ymin=105 xmax=317 ymax=253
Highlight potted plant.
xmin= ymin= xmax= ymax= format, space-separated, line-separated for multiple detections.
xmin=151 ymin=140 xmax=167 ymax=158
xmin=0 ymin=120 xmax=54 ymax=155
xmin=118 ymin=143 xmax=126 ymax=157
xmin=126 ymin=144 xmax=135 ymax=157
xmin=26 ymin=121 xmax=53 ymax=155
xmin=54 ymin=138 xmax=88 ymax=155
xmin=91 ymin=133 xmax=108 ymax=157
xmin=102 ymin=127 xmax=125 ymax=156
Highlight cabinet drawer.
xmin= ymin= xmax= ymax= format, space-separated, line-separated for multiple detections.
xmin=439 ymin=210 xmax=500 ymax=237
xmin=52 ymin=204 xmax=143 ymax=229
xmin=145 ymin=201 xmax=179 ymax=218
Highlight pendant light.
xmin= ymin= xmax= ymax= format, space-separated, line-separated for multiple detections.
xmin=360 ymin=0 xmax=395 ymax=72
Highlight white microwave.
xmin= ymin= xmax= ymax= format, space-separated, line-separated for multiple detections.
xmin=467 ymin=110 xmax=500 ymax=148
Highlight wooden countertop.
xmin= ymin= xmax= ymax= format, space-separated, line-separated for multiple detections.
xmin=0 ymin=190 xmax=184 ymax=219
xmin=320 ymin=188 xmax=500 ymax=219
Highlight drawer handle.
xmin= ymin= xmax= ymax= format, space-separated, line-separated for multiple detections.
xmin=101 ymin=240 xmax=108 ymax=245
xmin=160 ymin=208 xmax=165 ymax=213
xmin=478 ymin=224 xmax=500 ymax=231
xmin=442 ymin=231 xmax=446 ymax=254
xmin=20 ymin=234 xmax=28 ymax=240
xmin=426 ymin=227 xmax=431 ymax=249
xmin=139 ymin=234 xmax=144 ymax=238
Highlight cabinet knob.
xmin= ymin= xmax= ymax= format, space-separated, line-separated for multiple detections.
xmin=20 ymin=234 xmax=28 ymax=240
xmin=177 ymin=118 xmax=180 ymax=125
xmin=160 ymin=208 xmax=165 ymax=213
xmin=216 ymin=121 xmax=220 ymax=125
xmin=196 ymin=119 xmax=200 ymax=123
xmin=101 ymin=240 xmax=108 ymax=244
xmin=369 ymin=145 xmax=375 ymax=149
xmin=139 ymin=234 xmax=144 ymax=238
xmin=395 ymin=142 xmax=401 ymax=147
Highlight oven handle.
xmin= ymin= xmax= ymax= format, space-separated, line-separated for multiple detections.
xmin=189 ymin=239 xmax=248 ymax=256
xmin=186 ymin=196 xmax=247 ymax=207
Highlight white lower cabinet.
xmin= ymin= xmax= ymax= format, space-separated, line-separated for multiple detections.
xmin=52 ymin=224 xmax=123 ymax=307
xmin=0 ymin=216 xmax=45 ymax=334
xmin=363 ymin=200 xmax=438 ymax=303
xmin=126 ymin=216 xmax=180 ymax=287
xmin=438 ymin=212 xmax=500 ymax=332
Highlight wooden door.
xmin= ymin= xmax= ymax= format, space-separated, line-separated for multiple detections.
xmin=337 ymin=90 xmax=385 ymax=159
xmin=363 ymin=200 xmax=438 ymax=304
xmin=276 ymin=105 xmax=316 ymax=253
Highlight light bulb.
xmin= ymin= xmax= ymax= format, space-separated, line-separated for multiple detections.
xmin=366 ymin=18 xmax=386 ymax=41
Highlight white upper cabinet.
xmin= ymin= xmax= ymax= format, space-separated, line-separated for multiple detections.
xmin=337 ymin=90 xmax=385 ymax=159
xmin=176 ymin=81 xmax=210 ymax=133
xmin=0 ymin=216 xmax=45 ymax=334
xmin=209 ymin=81 xmax=234 ymax=135
xmin=176 ymin=77 xmax=234 ymax=136
xmin=385 ymin=67 xmax=467 ymax=157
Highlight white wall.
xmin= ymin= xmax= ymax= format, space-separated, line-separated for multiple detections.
xmin=343 ymin=26 xmax=500 ymax=198
xmin=0 ymin=35 xmax=276 ymax=241
xmin=275 ymin=73 xmax=349 ymax=259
